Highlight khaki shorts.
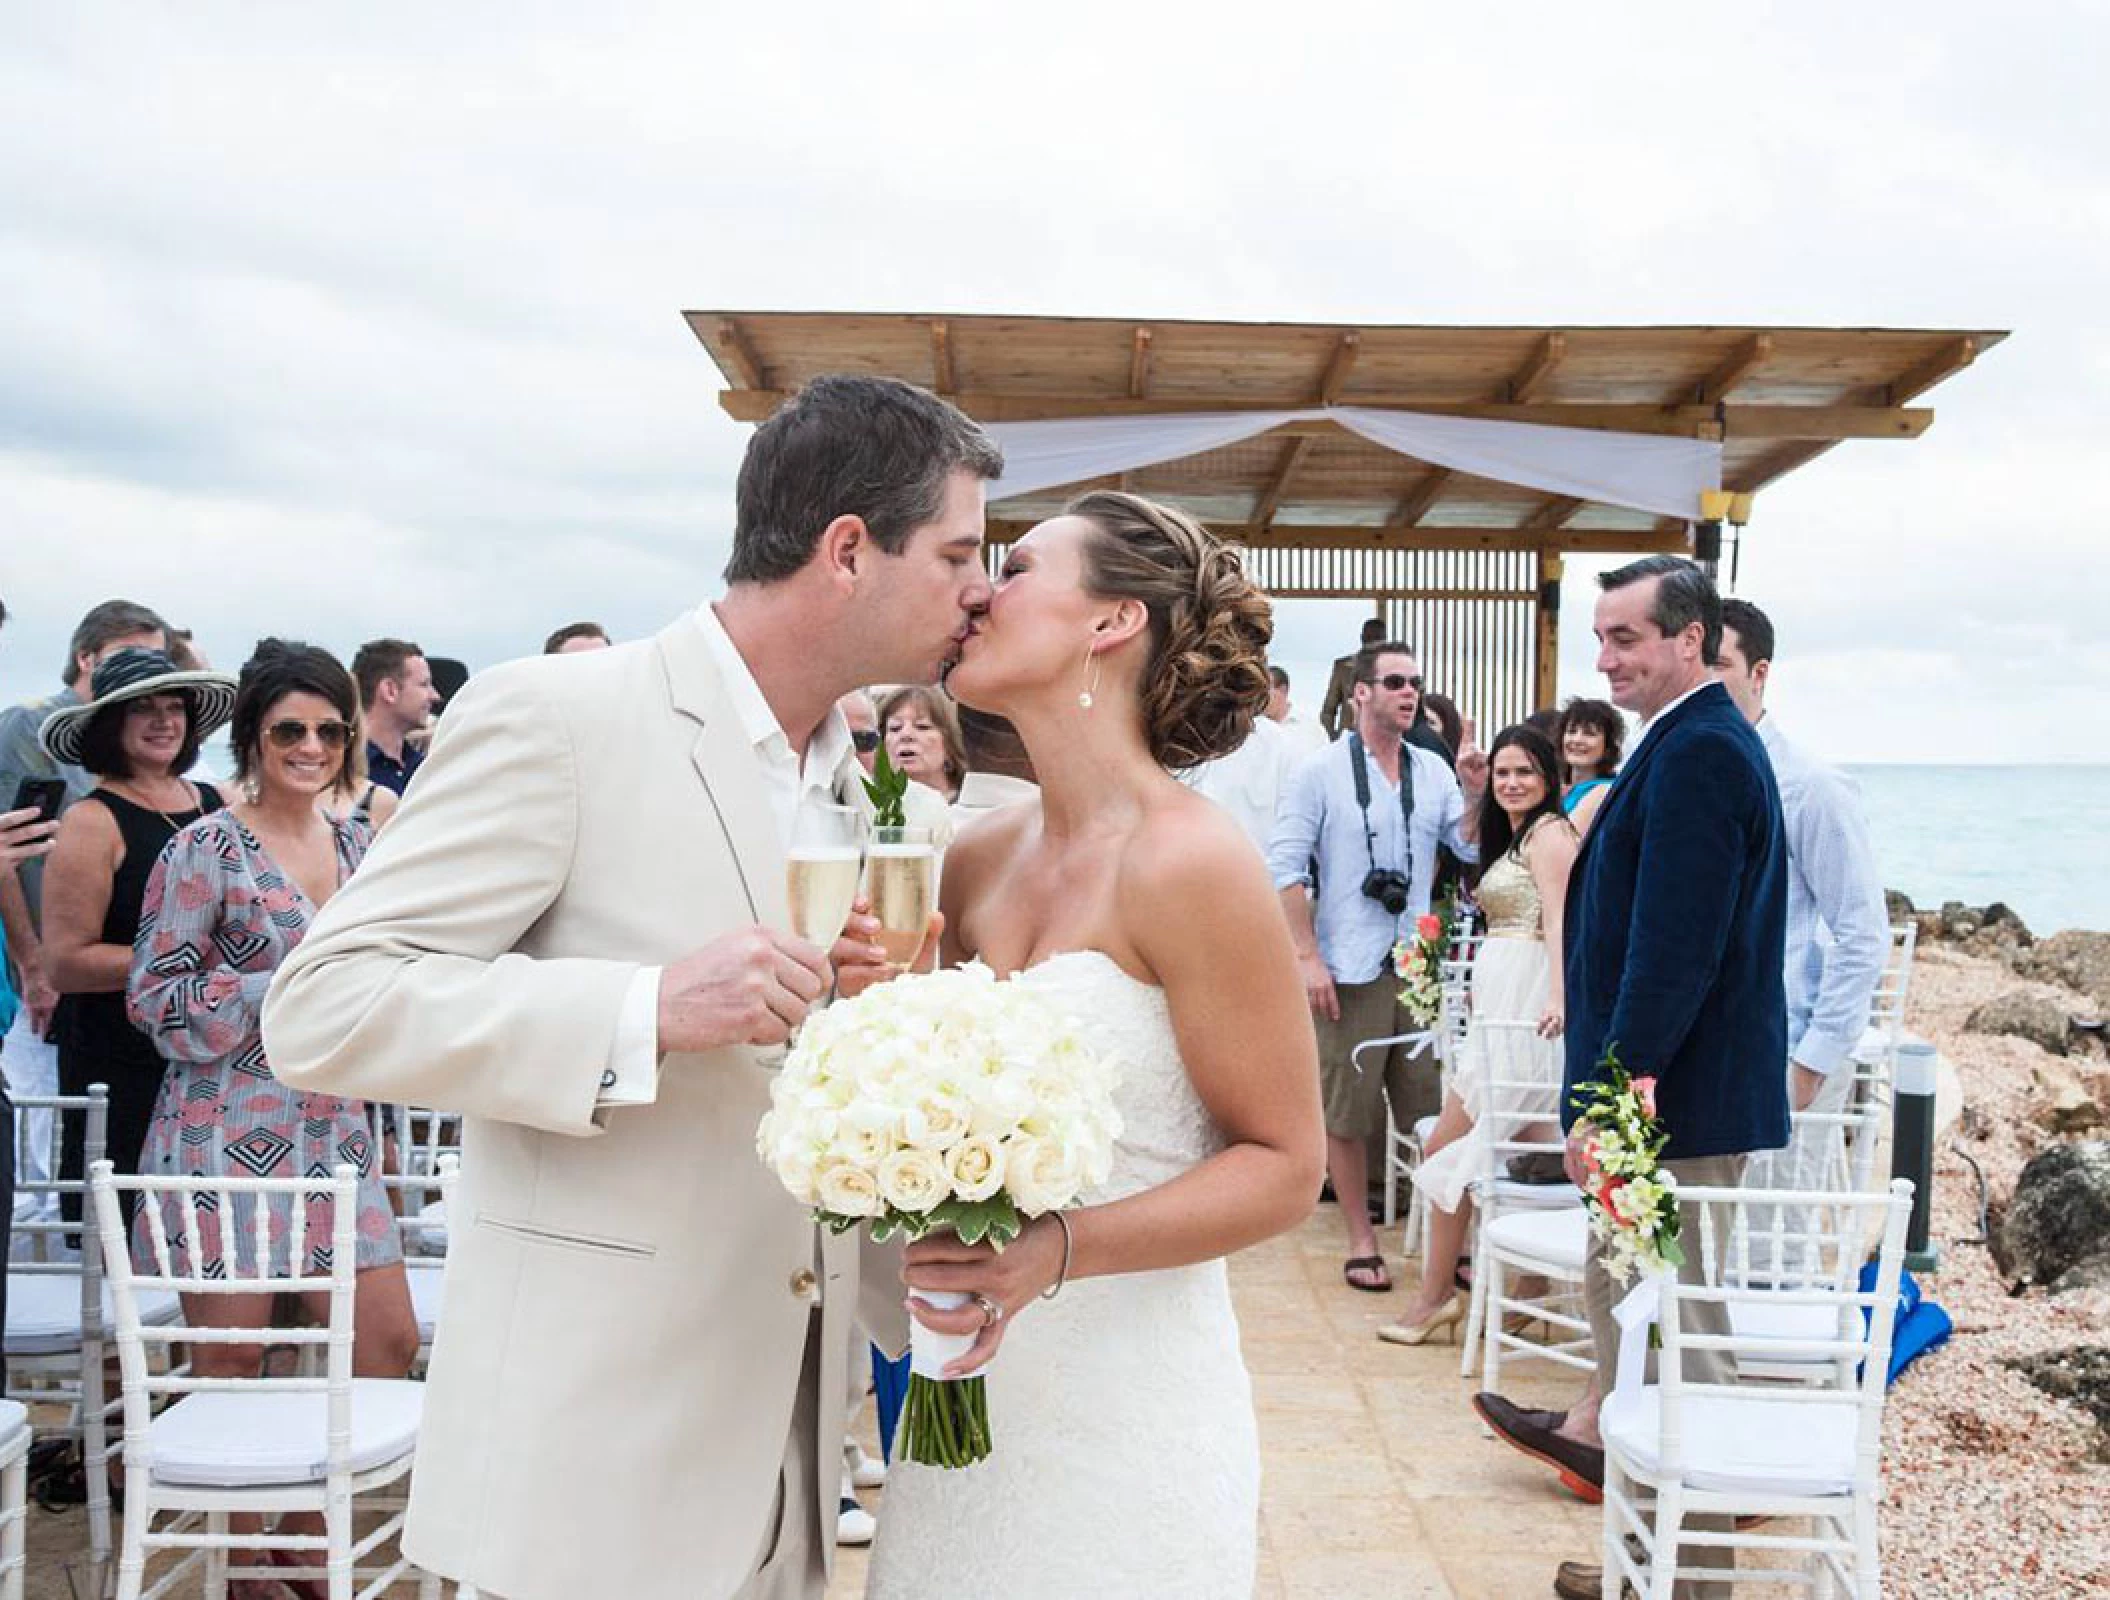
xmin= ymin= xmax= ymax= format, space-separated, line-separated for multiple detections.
xmin=1315 ymin=974 xmax=1440 ymax=1140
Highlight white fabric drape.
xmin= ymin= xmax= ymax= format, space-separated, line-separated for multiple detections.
xmin=983 ymin=406 xmax=1720 ymax=522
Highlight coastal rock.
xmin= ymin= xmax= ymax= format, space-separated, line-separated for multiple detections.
xmin=2050 ymin=1252 xmax=2110 ymax=1296
xmin=2029 ymin=1061 xmax=2104 ymax=1134
xmin=1886 ymin=888 xmax=1918 ymax=926
xmin=2016 ymin=931 xmax=2110 ymax=1013
xmin=1969 ymin=991 xmax=2075 ymax=1057
xmin=1897 ymin=892 xmax=2036 ymax=955
xmin=2005 ymin=1346 xmax=2110 ymax=1459
xmin=1993 ymin=1141 xmax=2110 ymax=1288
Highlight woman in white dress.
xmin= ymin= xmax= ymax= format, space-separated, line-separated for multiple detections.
xmin=865 ymin=491 xmax=1324 ymax=1600
xmin=1376 ymin=725 xmax=1578 ymax=1345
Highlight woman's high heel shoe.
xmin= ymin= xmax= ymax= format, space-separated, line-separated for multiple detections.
xmin=1375 ymin=1291 xmax=1468 ymax=1347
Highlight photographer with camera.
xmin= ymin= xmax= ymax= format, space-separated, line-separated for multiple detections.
xmin=1268 ymin=640 xmax=1483 ymax=1292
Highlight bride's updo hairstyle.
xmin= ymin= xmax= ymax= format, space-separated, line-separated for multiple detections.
xmin=1067 ymin=490 xmax=1274 ymax=770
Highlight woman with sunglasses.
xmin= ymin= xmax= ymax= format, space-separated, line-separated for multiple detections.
xmin=127 ymin=641 xmax=417 ymax=1580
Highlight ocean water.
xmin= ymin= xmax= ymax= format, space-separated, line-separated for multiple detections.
xmin=1845 ymin=765 xmax=2110 ymax=937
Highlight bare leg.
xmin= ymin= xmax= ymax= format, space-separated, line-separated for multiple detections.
xmin=1325 ymin=1134 xmax=1387 ymax=1288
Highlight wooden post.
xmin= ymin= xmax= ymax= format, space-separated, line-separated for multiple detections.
xmin=1534 ymin=549 xmax=1565 ymax=711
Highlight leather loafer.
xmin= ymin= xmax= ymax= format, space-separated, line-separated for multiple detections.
xmin=1553 ymin=1560 xmax=1635 ymax=1600
xmin=1472 ymin=1390 xmax=1605 ymax=1503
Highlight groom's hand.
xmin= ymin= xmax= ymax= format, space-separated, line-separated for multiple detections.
xmin=656 ymin=927 xmax=832 ymax=1052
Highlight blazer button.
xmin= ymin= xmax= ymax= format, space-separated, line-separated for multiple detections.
xmin=788 ymin=1267 xmax=819 ymax=1302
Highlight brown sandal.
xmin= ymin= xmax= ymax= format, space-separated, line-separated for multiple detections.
xmin=1343 ymin=1255 xmax=1393 ymax=1292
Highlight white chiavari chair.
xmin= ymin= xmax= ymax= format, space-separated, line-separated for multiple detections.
xmin=1457 ymin=1020 xmax=1591 ymax=1387
xmin=90 ymin=1160 xmax=437 ymax=1600
xmin=1599 ymin=1180 xmax=1914 ymax=1600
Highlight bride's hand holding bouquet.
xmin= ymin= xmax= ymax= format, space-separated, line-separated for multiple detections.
xmin=755 ymin=959 xmax=1121 ymax=1467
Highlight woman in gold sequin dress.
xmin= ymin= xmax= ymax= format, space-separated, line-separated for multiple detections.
xmin=1379 ymin=725 xmax=1578 ymax=1345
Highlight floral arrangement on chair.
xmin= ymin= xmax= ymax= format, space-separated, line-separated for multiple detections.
xmin=1391 ymin=893 xmax=1457 ymax=1027
xmin=756 ymin=962 xmax=1121 ymax=1466
xmin=1569 ymin=1046 xmax=1684 ymax=1284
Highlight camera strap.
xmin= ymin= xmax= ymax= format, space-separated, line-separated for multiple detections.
xmin=1348 ymin=732 xmax=1416 ymax=888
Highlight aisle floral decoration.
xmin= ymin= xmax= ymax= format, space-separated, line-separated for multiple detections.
xmin=1569 ymin=1045 xmax=1683 ymax=1284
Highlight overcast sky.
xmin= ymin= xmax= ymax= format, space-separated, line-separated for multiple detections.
xmin=2 ymin=3 xmax=2102 ymax=765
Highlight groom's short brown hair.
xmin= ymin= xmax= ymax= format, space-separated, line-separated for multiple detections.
xmin=724 ymin=376 xmax=1003 ymax=584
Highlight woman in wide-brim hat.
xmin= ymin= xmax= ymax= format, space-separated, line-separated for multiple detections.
xmin=37 ymin=646 xmax=236 ymax=1224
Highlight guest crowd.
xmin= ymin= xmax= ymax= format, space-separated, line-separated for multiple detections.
xmin=0 ymin=537 xmax=1888 ymax=1599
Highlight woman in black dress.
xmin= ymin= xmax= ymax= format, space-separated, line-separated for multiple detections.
xmin=36 ymin=647 xmax=236 ymax=1217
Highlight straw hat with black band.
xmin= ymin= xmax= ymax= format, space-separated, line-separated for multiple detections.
xmin=37 ymin=646 xmax=238 ymax=767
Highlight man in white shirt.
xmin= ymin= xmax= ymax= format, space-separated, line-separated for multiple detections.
xmin=1266 ymin=665 xmax=1329 ymax=763
xmin=1715 ymin=598 xmax=1890 ymax=1134
xmin=1184 ymin=712 xmax=1295 ymax=855
xmin=1268 ymin=642 xmax=1484 ymax=1292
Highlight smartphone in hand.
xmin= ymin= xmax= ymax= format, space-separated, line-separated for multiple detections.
xmin=8 ymin=777 xmax=67 ymax=826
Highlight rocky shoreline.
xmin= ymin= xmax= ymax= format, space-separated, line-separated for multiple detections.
xmin=1880 ymin=894 xmax=2110 ymax=1597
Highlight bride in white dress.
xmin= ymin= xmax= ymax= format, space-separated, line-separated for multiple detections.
xmin=865 ymin=491 xmax=1323 ymax=1600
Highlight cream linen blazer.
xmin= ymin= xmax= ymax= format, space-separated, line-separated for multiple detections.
xmin=263 ymin=616 xmax=908 ymax=1600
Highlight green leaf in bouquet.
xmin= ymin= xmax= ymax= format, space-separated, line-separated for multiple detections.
xmin=862 ymin=746 xmax=910 ymax=829
xmin=928 ymin=1195 xmax=1022 ymax=1250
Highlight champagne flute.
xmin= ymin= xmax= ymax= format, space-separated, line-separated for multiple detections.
xmin=787 ymin=801 xmax=866 ymax=950
xmin=867 ymin=824 xmax=935 ymax=971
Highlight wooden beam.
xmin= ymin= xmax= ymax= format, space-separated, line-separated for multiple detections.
xmin=1504 ymin=332 xmax=1566 ymax=403
xmin=1886 ymin=336 xmax=1976 ymax=405
xmin=1317 ymin=329 xmax=1362 ymax=404
xmin=1721 ymin=405 xmax=1931 ymax=440
xmin=986 ymin=520 xmax=1688 ymax=555
xmin=1129 ymin=327 xmax=1154 ymax=399
xmin=718 ymin=386 xmax=1937 ymax=440
xmin=713 ymin=318 xmax=765 ymax=392
xmin=1252 ymin=437 xmax=1314 ymax=529
xmin=1694 ymin=333 xmax=1773 ymax=405
xmin=1523 ymin=496 xmax=1585 ymax=532
xmin=1389 ymin=468 xmax=1453 ymax=528
xmin=930 ymin=320 xmax=955 ymax=394
xmin=1535 ymin=549 xmax=1565 ymax=712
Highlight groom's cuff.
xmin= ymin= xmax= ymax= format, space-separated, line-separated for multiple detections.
xmin=596 ymin=966 xmax=664 ymax=1107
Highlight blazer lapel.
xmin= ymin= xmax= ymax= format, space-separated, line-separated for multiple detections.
xmin=657 ymin=616 xmax=789 ymax=932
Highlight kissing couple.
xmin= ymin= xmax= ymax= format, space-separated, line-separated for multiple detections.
xmin=263 ymin=375 xmax=1324 ymax=1600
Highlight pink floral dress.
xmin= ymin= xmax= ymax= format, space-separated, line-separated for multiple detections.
xmin=126 ymin=811 xmax=401 ymax=1276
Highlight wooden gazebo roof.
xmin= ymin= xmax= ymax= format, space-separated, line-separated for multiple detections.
xmin=683 ymin=312 xmax=2003 ymax=554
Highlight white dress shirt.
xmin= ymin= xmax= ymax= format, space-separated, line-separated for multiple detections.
xmin=951 ymin=770 xmax=1039 ymax=822
xmin=1266 ymin=734 xmax=1477 ymax=985
xmin=600 ymin=603 xmax=853 ymax=1103
xmin=1758 ymin=715 xmax=1890 ymax=1076
xmin=1184 ymin=716 xmax=1297 ymax=855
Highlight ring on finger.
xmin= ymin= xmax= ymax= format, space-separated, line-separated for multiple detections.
xmin=971 ymin=1291 xmax=1004 ymax=1327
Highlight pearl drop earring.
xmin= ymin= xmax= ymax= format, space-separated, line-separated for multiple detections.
xmin=1078 ymin=643 xmax=1100 ymax=710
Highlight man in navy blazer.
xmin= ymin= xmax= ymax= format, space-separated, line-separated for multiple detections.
xmin=1473 ymin=555 xmax=1787 ymax=1600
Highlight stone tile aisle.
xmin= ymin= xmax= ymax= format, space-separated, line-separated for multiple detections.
xmin=831 ymin=1203 xmax=1603 ymax=1600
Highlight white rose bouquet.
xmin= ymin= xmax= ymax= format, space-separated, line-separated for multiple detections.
xmin=755 ymin=961 xmax=1121 ymax=1467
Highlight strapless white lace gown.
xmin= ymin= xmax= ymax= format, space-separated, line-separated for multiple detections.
xmin=865 ymin=950 xmax=1260 ymax=1599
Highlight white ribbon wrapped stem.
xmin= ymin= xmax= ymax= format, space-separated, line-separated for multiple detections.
xmin=909 ymin=1289 xmax=979 ymax=1381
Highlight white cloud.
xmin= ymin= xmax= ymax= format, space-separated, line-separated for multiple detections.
xmin=1 ymin=1 xmax=2103 ymax=769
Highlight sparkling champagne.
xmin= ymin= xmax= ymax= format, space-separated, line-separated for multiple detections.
xmin=786 ymin=847 xmax=862 ymax=946
xmin=867 ymin=841 xmax=934 ymax=969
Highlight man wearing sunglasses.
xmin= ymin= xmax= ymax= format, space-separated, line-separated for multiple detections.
xmin=1268 ymin=641 xmax=1484 ymax=1293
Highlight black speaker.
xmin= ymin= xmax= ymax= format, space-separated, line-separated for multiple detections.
xmin=1692 ymin=520 xmax=1723 ymax=563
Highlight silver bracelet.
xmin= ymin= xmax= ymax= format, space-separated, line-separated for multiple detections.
xmin=1039 ymin=1210 xmax=1073 ymax=1301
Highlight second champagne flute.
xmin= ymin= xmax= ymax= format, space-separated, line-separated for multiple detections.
xmin=866 ymin=824 xmax=935 ymax=971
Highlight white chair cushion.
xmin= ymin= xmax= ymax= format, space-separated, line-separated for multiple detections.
xmin=1601 ymin=1388 xmax=1860 ymax=1498
xmin=0 ymin=1398 xmax=29 ymax=1442
xmin=1484 ymin=1207 xmax=1590 ymax=1270
xmin=407 ymin=1265 xmax=445 ymax=1342
xmin=1484 ymin=1177 xmax=1585 ymax=1211
xmin=1727 ymin=1295 xmax=1850 ymax=1357
xmin=148 ymin=1379 xmax=425 ymax=1488
xmin=412 ymin=1200 xmax=448 ymax=1254
xmin=6 ymin=1273 xmax=183 ymax=1355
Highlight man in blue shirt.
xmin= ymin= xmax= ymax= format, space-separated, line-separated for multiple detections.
xmin=353 ymin=638 xmax=441 ymax=795
xmin=1269 ymin=641 xmax=1483 ymax=1292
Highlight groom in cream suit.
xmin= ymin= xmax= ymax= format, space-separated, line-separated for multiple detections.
xmin=264 ymin=376 xmax=1003 ymax=1600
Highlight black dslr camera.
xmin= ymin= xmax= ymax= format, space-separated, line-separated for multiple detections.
xmin=1360 ymin=867 xmax=1411 ymax=917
